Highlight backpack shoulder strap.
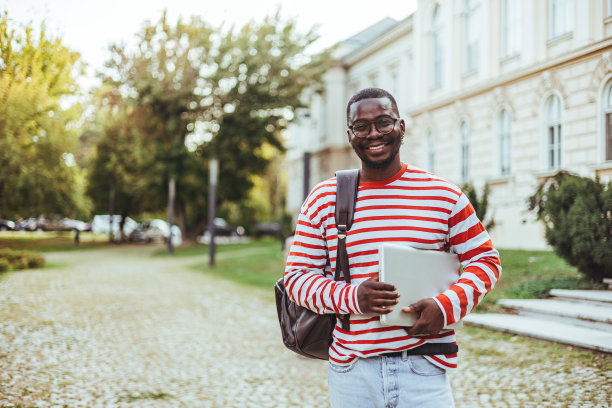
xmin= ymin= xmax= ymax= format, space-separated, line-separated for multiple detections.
xmin=335 ymin=169 xmax=359 ymax=237
xmin=334 ymin=169 xmax=359 ymax=331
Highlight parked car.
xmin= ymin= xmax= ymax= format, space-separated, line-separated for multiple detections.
xmin=129 ymin=219 xmax=182 ymax=246
xmin=254 ymin=222 xmax=282 ymax=238
xmin=0 ymin=219 xmax=15 ymax=231
xmin=91 ymin=215 xmax=138 ymax=237
xmin=205 ymin=217 xmax=245 ymax=237
xmin=35 ymin=216 xmax=86 ymax=232
xmin=15 ymin=217 xmax=38 ymax=231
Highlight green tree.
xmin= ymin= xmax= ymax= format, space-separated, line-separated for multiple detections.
xmin=461 ymin=183 xmax=496 ymax=231
xmin=0 ymin=13 xmax=88 ymax=219
xmin=94 ymin=10 xmax=329 ymax=237
xmin=86 ymin=92 xmax=159 ymax=240
xmin=528 ymin=171 xmax=612 ymax=282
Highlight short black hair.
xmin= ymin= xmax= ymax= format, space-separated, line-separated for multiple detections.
xmin=346 ymin=88 xmax=399 ymax=122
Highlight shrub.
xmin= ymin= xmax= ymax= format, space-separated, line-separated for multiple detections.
xmin=0 ymin=258 xmax=8 ymax=272
xmin=528 ymin=171 xmax=612 ymax=282
xmin=462 ymin=183 xmax=496 ymax=231
xmin=0 ymin=248 xmax=45 ymax=270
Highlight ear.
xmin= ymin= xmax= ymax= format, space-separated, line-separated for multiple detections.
xmin=347 ymin=130 xmax=352 ymax=143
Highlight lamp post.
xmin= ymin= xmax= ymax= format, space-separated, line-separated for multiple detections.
xmin=167 ymin=178 xmax=176 ymax=255
xmin=208 ymin=158 xmax=218 ymax=267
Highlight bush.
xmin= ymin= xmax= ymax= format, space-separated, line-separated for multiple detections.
xmin=0 ymin=248 xmax=46 ymax=270
xmin=462 ymin=183 xmax=496 ymax=230
xmin=528 ymin=171 xmax=612 ymax=282
xmin=0 ymin=258 xmax=8 ymax=272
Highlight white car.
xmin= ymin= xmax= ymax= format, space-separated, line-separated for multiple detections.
xmin=91 ymin=215 xmax=138 ymax=237
xmin=134 ymin=219 xmax=182 ymax=246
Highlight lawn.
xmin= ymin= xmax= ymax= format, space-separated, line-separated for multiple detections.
xmin=153 ymin=241 xmax=603 ymax=310
xmin=0 ymin=231 xmax=112 ymax=252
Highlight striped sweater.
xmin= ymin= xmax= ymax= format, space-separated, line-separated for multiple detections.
xmin=284 ymin=163 xmax=501 ymax=369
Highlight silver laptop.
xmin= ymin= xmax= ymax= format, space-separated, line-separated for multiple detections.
xmin=378 ymin=243 xmax=463 ymax=330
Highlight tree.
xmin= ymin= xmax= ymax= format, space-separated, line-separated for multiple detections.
xmin=461 ymin=183 xmax=496 ymax=231
xmin=0 ymin=13 xmax=88 ymax=219
xmin=94 ymin=10 xmax=329 ymax=237
xmin=86 ymin=94 xmax=159 ymax=240
xmin=528 ymin=171 xmax=612 ymax=282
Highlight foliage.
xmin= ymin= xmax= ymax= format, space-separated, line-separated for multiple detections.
xmin=528 ymin=171 xmax=612 ymax=282
xmin=92 ymin=10 xmax=329 ymax=237
xmin=187 ymin=240 xmax=284 ymax=290
xmin=0 ymin=231 xmax=110 ymax=252
xmin=0 ymin=248 xmax=45 ymax=270
xmin=461 ymin=183 xmax=495 ymax=230
xmin=0 ymin=13 xmax=89 ymax=220
xmin=452 ymin=248 xmax=602 ymax=311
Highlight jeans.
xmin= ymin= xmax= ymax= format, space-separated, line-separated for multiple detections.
xmin=328 ymin=353 xmax=455 ymax=408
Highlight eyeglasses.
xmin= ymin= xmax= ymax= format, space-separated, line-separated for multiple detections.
xmin=348 ymin=116 xmax=399 ymax=138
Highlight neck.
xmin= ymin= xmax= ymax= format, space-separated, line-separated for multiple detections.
xmin=359 ymin=161 xmax=403 ymax=182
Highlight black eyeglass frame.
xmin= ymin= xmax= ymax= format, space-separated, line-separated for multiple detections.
xmin=348 ymin=116 xmax=400 ymax=139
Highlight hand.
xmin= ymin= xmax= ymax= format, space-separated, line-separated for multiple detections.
xmin=403 ymin=298 xmax=445 ymax=337
xmin=357 ymin=275 xmax=399 ymax=314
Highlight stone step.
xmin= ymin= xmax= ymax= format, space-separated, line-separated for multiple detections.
xmin=549 ymin=289 xmax=612 ymax=304
xmin=498 ymin=298 xmax=612 ymax=325
xmin=464 ymin=313 xmax=612 ymax=353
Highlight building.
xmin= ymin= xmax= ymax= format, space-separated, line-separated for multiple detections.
xmin=285 ymin=0 xmax=612 ymax=249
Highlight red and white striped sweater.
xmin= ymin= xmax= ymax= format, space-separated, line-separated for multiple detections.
xmin=284 ymin=163 xmax=501 ymax=369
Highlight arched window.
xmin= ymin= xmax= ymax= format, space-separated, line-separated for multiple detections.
xmin=499 ymin=109 xmax=511 ymax=175
xmin=460 ymin=121 xmax=470 ymax=183
xmin=604 ymin=80 xmax=612 ymax=161
xmin=427 ymin=131 xmax=435 ymax=172
xmin=432 ymin=5 xmax=443 ymax=88
xmin=464 ymin=0 xmax=480 ymax=73
xmin=545 ymin=95 xmax=562 ymax=170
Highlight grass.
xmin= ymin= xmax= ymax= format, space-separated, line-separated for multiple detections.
xmin=0 ymin=231 xmax=112 ymax=252
xmin=185 ymin=239 xmax=284 ymax=289
xmin=480 ymin=249 xmax=604 ymax=312
xmin=164 ymin=242 xmax=603 ymax=307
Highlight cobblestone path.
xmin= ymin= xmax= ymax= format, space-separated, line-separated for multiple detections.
xmin=0 ymin=246 xmax=609 ymax=407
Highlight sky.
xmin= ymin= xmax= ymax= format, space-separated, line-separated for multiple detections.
xmin=1 ymin=0 xmax=418 ymax=90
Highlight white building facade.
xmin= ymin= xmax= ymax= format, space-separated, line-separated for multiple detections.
xmin=285 ymin=0 xmax=612 ymax=249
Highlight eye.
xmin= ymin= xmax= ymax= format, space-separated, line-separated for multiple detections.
xmin=352 ymin=122 xmax=369 ymax=132
xmin=377 ymin=118 xmax=394 ymax=127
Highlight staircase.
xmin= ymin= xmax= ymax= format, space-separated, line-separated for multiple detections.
xmin=464 ymin=289 xmax=612 ymax=353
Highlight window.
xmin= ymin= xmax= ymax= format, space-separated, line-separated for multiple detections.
xmin=499 ymin=110 xmax=512 ymax=175
xmin=432 ymin=5 xmax=443 ymax=88
xmin=550 ymin=0 xmax=573 ymax=38
xmin=501 ymin=0 xmax=521 ymax=58
xmin=464 ymin=0 xmax=480 ymax=73
xmin=545 ymin=95 xmax=562 ymax=170
xmin=460 ymin=121 xmax=470 ymax=183
xmin=604 ymin=81 xmax=612 ymax=161
xmin=391 ymin=68 xmax=399 ymax=96
xmin=427 ymin=131 xmax=435 ymax=172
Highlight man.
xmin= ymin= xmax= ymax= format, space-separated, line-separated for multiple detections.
xmin=284 ymin=88 xmax=501 ymax=407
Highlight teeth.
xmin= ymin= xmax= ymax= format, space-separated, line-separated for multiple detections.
xmin=369 ymin=145 xmax=385 ymax=151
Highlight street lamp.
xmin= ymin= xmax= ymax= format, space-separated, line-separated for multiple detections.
xmin=208 ymin=157 xmax=218 ymax=267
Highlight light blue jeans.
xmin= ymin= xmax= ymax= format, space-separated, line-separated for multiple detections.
xmin=328 ymin=353 xmax=455 ymax=408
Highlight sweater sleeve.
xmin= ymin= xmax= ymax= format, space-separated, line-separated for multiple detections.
xmin=284 ymin=203 xmax=362 ymax=316
xmin=433 ymin=192 xmax=502 ymax=326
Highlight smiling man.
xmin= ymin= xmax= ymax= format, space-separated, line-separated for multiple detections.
xmin=284 ymin=88 xmax=501 ymax=407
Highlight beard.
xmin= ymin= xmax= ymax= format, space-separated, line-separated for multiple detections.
xmin=351 ymin=134 xmax=402 ymax=169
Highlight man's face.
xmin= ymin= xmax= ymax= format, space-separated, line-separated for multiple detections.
xmin=347 ymin=97 xmax=404 ymax=169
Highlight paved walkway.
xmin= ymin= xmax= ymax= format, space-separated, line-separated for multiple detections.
xmin=0 ymin=246 xmax=609 ymax=407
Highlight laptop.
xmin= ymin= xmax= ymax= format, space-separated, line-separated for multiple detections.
xmin=378 ymin=243 xmax=463 ymax=330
